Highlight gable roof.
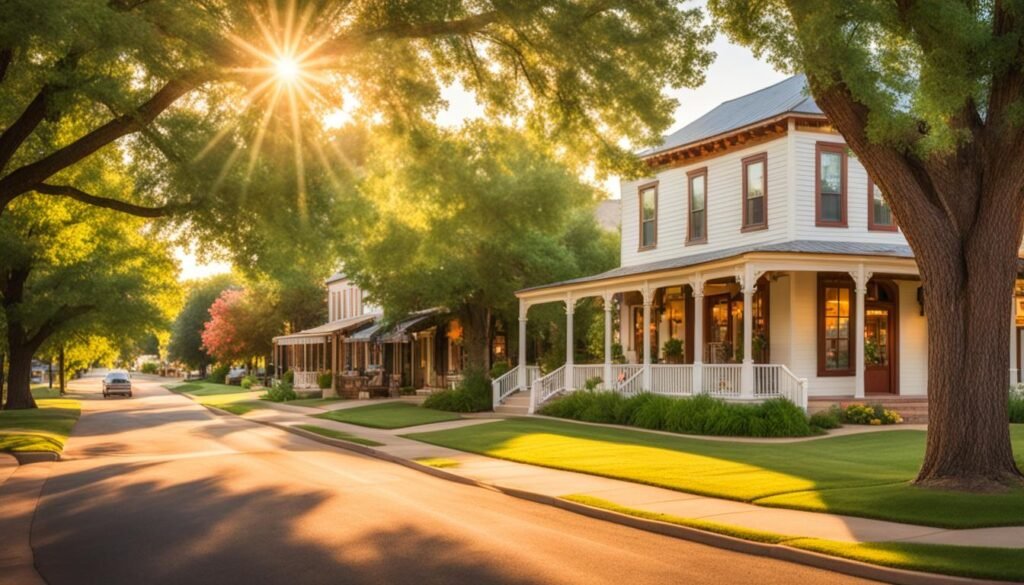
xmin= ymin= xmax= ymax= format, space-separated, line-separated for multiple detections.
xmin=644 ymin=75 xmax=822 ymax=158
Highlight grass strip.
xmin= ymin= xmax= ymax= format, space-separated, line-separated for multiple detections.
xmin=0 ymin=398 xmax=81 ymax=453
xmin=415 ymin=457 xmax=461 ymax=469
xmin=294 ymin=424 xmax=384 ymax=446
xmin=315 ymin=402 xmax=460 ymax=429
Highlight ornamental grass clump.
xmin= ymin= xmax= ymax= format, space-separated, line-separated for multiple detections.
xmin=539 ymin=391 xmax=814 ymax=438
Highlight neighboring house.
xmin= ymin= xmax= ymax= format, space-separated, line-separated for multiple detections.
xmin=496 ymin=74 xmax=1024 ymax=416
xmin=272 ymin=273 xmax=506 ymax=397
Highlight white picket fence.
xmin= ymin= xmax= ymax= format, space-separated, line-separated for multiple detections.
xmin=650 ymin=365 xmax=693 ymax=396
xmin=293 ymin=371 xmax=319 ymax=389
xmin=702 ymin=364 xmax=742 ymax=397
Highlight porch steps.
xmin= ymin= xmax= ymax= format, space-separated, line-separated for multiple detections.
xmin=494 ymin=390 xmax=532 ymax=416
xmin=808 ymin=396 xmax=930 ymax=424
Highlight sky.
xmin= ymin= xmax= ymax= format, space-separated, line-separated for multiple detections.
xmin=177 ymin=33 xmax=787 ymax=281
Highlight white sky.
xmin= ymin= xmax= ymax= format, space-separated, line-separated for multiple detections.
xmin=177 ymin=34 xmax=786 ymax=280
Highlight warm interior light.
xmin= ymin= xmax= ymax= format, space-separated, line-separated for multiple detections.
xmin=275 ymin=56 xmax=300 ymax=82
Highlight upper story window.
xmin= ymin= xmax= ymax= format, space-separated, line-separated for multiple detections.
xmin=868 ymin=183 xmax=897 ymax=231
xmin=687 ymin=169 xmax=707 ymax=244
xmin=816 ymin=142 xmax=847 ymax=227
xmin=639 ymin=182 xmax=658 ymax=250
xmin=742 ymin=153 xmax=767 ymax=231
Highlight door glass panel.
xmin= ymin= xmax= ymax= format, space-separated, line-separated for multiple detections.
xmin=865 ymin=309 xmax=889 ymax=366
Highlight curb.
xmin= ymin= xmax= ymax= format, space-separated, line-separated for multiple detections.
xmin=11 ymin=452 xmax=60 ymax=465
xmin=205 ymin=405 xmax=1007 ymax=585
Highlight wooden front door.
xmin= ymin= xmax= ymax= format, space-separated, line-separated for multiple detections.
xmin=864 ymin=281 xmax=899 ymax=395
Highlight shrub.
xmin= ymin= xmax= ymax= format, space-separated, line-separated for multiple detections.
xmin=140 ymin=362 xmax=159 ymax=374
xmin=265 ymin=380 xmax=297 ymax=402
xmin=282 ymin=369 xmax=295 ymax=385
xmin=809 ymin=406 xmax=843 ymax=430
xmin=400 ymin=386 xmax=417 ymax=396
xmin=661 ymin=338 xmax=684 ymax=363
xmin=240 ymin=375 xmax=256 ymax=390
xmin=583 ymin=376 xmax=603 ymax=391
xmin=206 ymin=363 xmax=230 ymax=383
xmin=540 ymin=391 xmax=815 ymax=438
xmin=841 ymin=403 xmax=903 ymax=425
xmin=489 ymin=361 xmax=511 ymax=379
xmin=423 ymin=370 xmax=492 ymax=412
xmin=317 ymin=371 xmax=333 ymax=390
xmin=1010 ymin=385 xmax=1024 ymax=423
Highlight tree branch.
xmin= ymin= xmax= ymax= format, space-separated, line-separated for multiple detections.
xmin=0 ymin=76 xmax=201 ymax=207
xmin=0 ymin=86 xmax=51 ymax=173
xmin=32 ymin=183 xmax=185 ymax=218
xmin=323 ymin=11 xmax=504 ymax=55
xmin=28 ymin=304 xmax=97 ymax=349
xmin=0 ymin=48 xmax=11 ymax=85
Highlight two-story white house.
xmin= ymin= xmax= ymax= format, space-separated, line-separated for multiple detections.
xmin=495 ymin=75 xmax=1024 ymax=416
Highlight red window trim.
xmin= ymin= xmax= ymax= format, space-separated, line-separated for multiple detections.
xmin=638 ymin=181 xmax=659 ymax=251
xmin=817 ymin=273 xmax=856 ymax=377
xmin=815 ymin=142 xmax=848 ymax=228
xmin=741 ymin=152 xmax=768 ymax=232
xmin=868 ymin=182 xmax=898 ymax=232
xmin=686 ymin=168 xmax=707 ymax=245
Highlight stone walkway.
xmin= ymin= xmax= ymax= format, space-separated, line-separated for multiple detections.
xmin=238 ymin=401 xmax=1024 ymax=550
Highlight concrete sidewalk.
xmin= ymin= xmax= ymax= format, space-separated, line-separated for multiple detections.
xmin=238 ymin=405 xmax=1024 ymax=550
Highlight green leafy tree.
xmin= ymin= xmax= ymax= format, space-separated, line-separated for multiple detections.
xmin=0 ymin=196 xmax=179 ymax=408
xmin=343 ymin=123 xmax=619 ymax=372
xmin=708 ymin=1 xmax=1024 ymax=488
xmin=167 ymin=274 xmax=238 ymax=376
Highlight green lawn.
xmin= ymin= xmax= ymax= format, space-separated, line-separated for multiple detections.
xmin=294 ymin=424 xmax=384 ymax=446
xmin=168 ymin=382 xmax=267 ymax=414
xmin=315 ymin=402 xmax=460 ymax=429
xmin=0 ymin=398 xmax=81 ymax=453
xmin=169 ymin=381 xmax=250 ymax=396
xmin=405 ymin=418 xmax=1024 ymax=528
xmin=566 ymin=495 xmax=1024 ymax=582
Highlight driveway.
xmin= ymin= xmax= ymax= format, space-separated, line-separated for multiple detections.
xmin=28 ymin=373 xmax=875 ymax=584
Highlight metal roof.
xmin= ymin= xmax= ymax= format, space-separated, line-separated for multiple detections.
xmin=518 ymin=240 xmax=918 ymax=294
xmin=643 ymin=75 xmax=823 ymax=157
xmin=272 ymin=313 xmax=380 ymax=344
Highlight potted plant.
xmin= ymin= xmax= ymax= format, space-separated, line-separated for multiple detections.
xmin=661 ymin=338 xmax=685 ymax=364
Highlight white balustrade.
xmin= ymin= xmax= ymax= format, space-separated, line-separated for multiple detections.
xmin=650 ymin=365 xmax=693 ymax=395
xmin=617 ymin=369 xmax=644 ymax=395
xmin=610 ymin=364 xmax=642 ymax=387
xmin=753 ymin=364 xmax=808 ymax=409
xmin=526 ymin=366 xmax=542 ymax=387
xmin=293 ymin=371 xmax=319 ymax=389
xmin=702 ymin=364 xmax=742 ymax=397
xmin=531 ymin=366 xmax=566 ymax=409
xmin=573 ymin=365 xmax=606 ymax=389
xmin=492 ymin=366 xmax=521 ymax=406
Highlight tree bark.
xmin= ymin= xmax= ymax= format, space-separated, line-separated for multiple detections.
xmin=458 ymin=303 xmax=491 ymax=374
xmin=59 ymin=345 xmax=65 ymax=396
xmin=5 ymin=343 xmax=37 ymax=410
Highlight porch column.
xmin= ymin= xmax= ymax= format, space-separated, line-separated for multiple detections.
xmin=329 ymin=335 xmax=338 ymax=397
xmin=565 ymin=294 xmax=575 ymax=390
xmin=690 ymin=277 xmax=705 ymax=394
xmin=642 ymin=285 xmax=652 ymax=391
xmin=740 ymin=265 xmax=755 ymax=400
xmin=603 ymin=292 xmax=614 ymax=390
xmin=518 ymin=299 xmax=528 ymax=391
xmin=850 ymin=265 xmax=871 ymax=399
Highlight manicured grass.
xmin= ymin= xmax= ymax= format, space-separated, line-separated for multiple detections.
xmin=405 ymin=418 xmax=1024 ymax=528
xmin=415 ymin=457 xmax=460 ymax=469
xmin=315 ymin=402 xmax=460 ymax=429
xmin=294 ymin=424 xmax=384 ymax=446
xmin=169 ymin=381 xmax=250 ymax=396
xmin=31 ymin=385 xmax=62 ymax=399
xmin=566 ymin=495 xmax=1024 ymax=582
xmin=0 ymin=398 xmax=81 ymax=453
xmin=288 ymin=397 xmax=347 ymax=409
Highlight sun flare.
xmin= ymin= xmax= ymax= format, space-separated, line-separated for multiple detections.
xmin=274 ymin=56 xmax=301 ymax=83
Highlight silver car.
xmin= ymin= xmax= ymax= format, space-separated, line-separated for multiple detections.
xmin=102 ymin=371 xmax=133 ymax=398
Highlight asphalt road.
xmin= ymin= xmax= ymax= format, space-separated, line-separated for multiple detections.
xmin=30 ymin=372 xmax=875 ymax=585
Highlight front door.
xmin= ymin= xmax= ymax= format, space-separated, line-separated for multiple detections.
xmin=864 ymin=281 xmax=898 ymax=394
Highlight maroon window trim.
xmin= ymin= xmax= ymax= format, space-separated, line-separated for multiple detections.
xmin=868 ymin=182 xmax=898 ymax=232
xmin=817 ymin=273 xmax=856 ymax=377
xmin=686 ymin=168 xmax=707 ymax=245
xmin=741 ymin=152 xmax=768 ymax=232
xmin=815 ymin=142 xmax=848 ymax=228
xmin=638 ymin=181 xmax=659 ymax=251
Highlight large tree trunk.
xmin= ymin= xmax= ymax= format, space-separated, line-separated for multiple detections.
xmin=5 ymin=343 xmax=37 ymax=410
xmin=914 ymin=220 xmax=1024 ymax=489
xmin=458 ymin=303 xmax=491 ymax=374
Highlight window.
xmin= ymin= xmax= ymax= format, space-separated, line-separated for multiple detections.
xmin=868 ymin=183 xmax=897 ymax=231
xmin=638 ymin=183 xmax=658 ymax=250
xmin=816 ymin=142 xmax=847 ymax=227
xmin=742 ymin=153 xmax=767 ymax=231
xmin=818 ymin=275 xmax=855 ymax=376
xmin=687 ymin=169 xmax=707 ymax=244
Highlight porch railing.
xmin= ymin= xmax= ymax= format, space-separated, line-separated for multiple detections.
xmin=492 ymin=367 xmax=521 ymax=406
xmin=530 ymin=366 xmax=566 ymax=412
xmin=618 ymin=368 xmax=644 ymax=395
xmin=610 ymin=364 xmax=642 ymax=387
xmin=573 ymin=365 xmax=606 ymax=389
xmin=651 ymin=364 xmax=693 ymax=396
xmin=703 ymin=364 xmax=741 ymax=397
xmin=294 ymin=371 xmax=319 ymax=389
xmin=526 ymin=366 xmax=542 ymax=387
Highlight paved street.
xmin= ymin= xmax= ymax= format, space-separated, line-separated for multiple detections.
xmin=27 ymin=373 xmax=874 ymax=585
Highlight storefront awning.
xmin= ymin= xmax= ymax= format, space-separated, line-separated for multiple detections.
xmin=343 ymin=309 xmax=441 ymax=344
xmin=273 ymin=313 xmax=380 ymax=346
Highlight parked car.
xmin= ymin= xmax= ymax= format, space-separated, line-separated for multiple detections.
xmin=226 ymin=367 xmax=247 ymax=385
xmin=102 ymin=370 xmax=133 ymax=398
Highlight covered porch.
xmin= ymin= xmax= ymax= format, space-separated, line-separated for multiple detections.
xmin=496 ymin=247 xmax=938 ymax=413
xmin=272 ymin=314 xmax=379 ymax=391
